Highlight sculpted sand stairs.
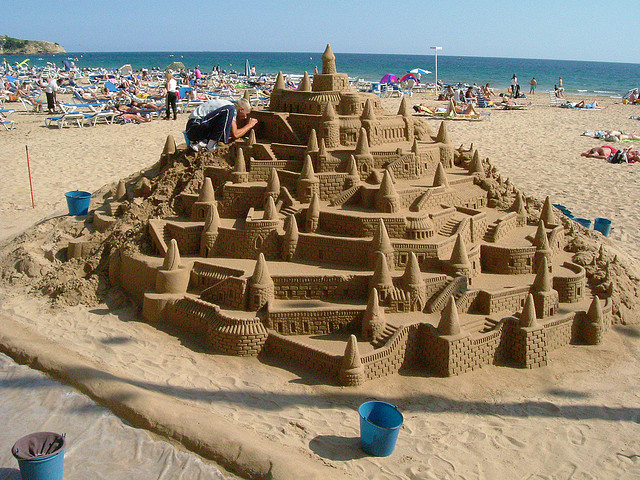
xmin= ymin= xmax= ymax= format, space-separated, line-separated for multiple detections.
xmin=329 ymin=185 xmax=360 ymax=207
xmin=439 ymin=217 xmax=464 ymax=237
xmin=426 ymin=276 xmax=467 ymax=313
xmin=371 ymin=324 xmax=399 ymax=349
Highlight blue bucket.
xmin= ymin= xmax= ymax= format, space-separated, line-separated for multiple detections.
xmin=358 ymin=401 xmax=403 ymax=456
xmin=574 ymin=217 xmax=592 ymax=229
xmin=12 ymin=433 xmax=65 ymax=480
xmin=593 ymin=217 xmax=612 ymax=237
xmin=183 ymin=130 xmax=191 ymax=147
xmin=65 ymin=190 xmax=91 ymax=216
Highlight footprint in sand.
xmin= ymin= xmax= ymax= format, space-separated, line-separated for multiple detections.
xmin=567 ymin=424 xmax=588 ymax=446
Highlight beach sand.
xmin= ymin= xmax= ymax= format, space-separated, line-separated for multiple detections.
xmin=1 ymin=91 xmax=640 ymax=479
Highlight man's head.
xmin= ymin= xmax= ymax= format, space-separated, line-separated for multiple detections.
xmin=235 ymin=98 xmax=252 ymax=120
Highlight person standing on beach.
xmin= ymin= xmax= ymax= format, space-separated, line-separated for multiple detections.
xmin=558 ymin=76 xmax=564 ymax=95
xmin=511 ymin=74 xmax=519 ymax=98
xmin=44 ymin=77 xmax=61 ymax=114
xmin=530 ymin=77 xmax=537 ymax=94
xmin=164 ymin=71 xmax=178 ymax=120
xmin=185 ymin=98 xmax=258 ymax=152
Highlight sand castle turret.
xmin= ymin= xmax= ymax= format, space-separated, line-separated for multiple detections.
xmin=305 ymin=193 xmax=320 ymax=232
xmin=582 ymin=296 xmax=605 ymax=344
xmin=305 ymin=129 xmax=319 ymax=156
xmin=274 ymin=71 xmax=285 ymax=91
xmin=232 ymin=147 xmax=248 ymax=184
xmin=116 ymin=180 xmax=127 ymax=201
xmin=162 ymin=135 xmax=176 ymax=156
xmin=433 ymin=162 xmax=449 ymax=188
xmin=192 ymin=177 xmax=216 ymax=221
xmin=263 ymin=195 xmax=279 ymax=221
xmin=321 ymin=101 xmax=340 ymax=148
xmin=354 ymin=128 xmax=374 ymax=172
xmin=510 ymin=191 xmax=527 ymax=216
xmin=375 ymin=169 xmax=400 ymax=213
xmin=362 ymin=288 xmax=386 ymax=342
xmin=397 ymin=96 xmax=411 ymax=117
xmin=449 ymin=233 xmax=472 ymax=279
xmin=360 ymin=98 xmax=377 ymax=143
xmin=436 ymin=121 xmax=450 ymax=144
xmin=246 ymin=129 xmax=256 ymax=148
xmin=437 ymin=296 xmax=461 ymax=336
xmin=242 ymin=89 xmax=251 ymax=103
xmin=297 ymin=154 xmax=319 ymax=203
xmin=532 ymin=256 xmax=559 ymax=318
xmin=316 ymin=138 xmax=330 ymax=172
xmin=470 ymin=150 xmax=484 ymax=176
xmin=401 ymin=252 xmax=427 ymax=310
xmin=370 ymin=218 xmax=395 ymax=267
xmin=298 ymin=71 xmax=312 ymax=92
xmin=265 ymin=167 xmax=280 ymax=201
xmin=540 ymin=196 xmax=556 ymax=227
xmin=156 ymin=239 xmax=190 ymax=294
xmin=339 ymin=334 xmax=364 ymax=386
xmin=282 ymin=215 xmax=299 ymax=261
xmin=519 ymin=294 xmax=538 ymax=328
xmin=249 ymin=253 xmax=274 ymax=311
xmin=345 ymin=154 xmax=360 ymax=188
xmin=533 ymin=221 xmax=553 ymax=273
xmin=322 ymin=44 xmax=337 ymax=74
xmin=200 ymin=203 xmax=220 ymax=258
xmin=370 ymin=251 xmax=394 ymax=297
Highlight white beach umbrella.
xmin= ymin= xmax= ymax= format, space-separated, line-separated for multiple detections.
xmin=409 ymin=68 xmax=432 ymax=75
xmin=119 ymin=64 xmax=132 ymax=76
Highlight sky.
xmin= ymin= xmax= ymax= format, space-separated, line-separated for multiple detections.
xmin=1 ymin=0 xmax=638 ymax=64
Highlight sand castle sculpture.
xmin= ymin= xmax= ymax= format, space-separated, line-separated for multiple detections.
xmin=101 ymin=45 xmax=611 ymax=385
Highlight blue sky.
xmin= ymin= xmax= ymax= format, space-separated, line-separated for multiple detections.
xmin=1 ymin=0 xmax=637 ymax=63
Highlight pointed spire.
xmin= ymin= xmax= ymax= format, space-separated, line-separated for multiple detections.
xmin=251 ymin=253 xmax=273 ymax=286
xmin=341 ymin=334 xmax=362 ymax=370
xmin=263 ymin=195 xmax=278 ymax=220
xmin=300 ymin=154 xmax=317 ymax=181
xmin=306 ymin=129 xmax=318 ymax=153
xmin=436 ymin=121 xmax=450 ymax=144
xmin=362 ymin=288 xmax=386 ymax=339
xmin=371 ymin=219 xmax=394 ymax=254
xmin=540 ymin=196 xmax=556 ymax=227
xmin=284 ymin=214 xmax=299 ymax=241
xmin=234 ymin=147 xmax=246 ymax=173
xmin=323 ymin=101 xmax=336 ymax=121
xmin=116 ymin=180 xmax=127 ymax=201
xmin=520 ymin=294 xmax=538 ymax=328
xmin=242 ymin=89 xmax=251 ymax=102
xmin=266 ymin=167 xmax=280 ymax=195
xmin=370 ymin=252 xmax=394 ymax=290
xmin=163 ymin=135 xmax=176 ymax=155
xmin=247 ymin=128 xmax=256 ymax=147
xmin=437 ymin=296 xmax=461 ymax=336
xmin=433 ymin=162 xmax=449 ymax=188
xmin=401 ymin=252 xmax=424 ymax=286
xmin=347 ymin=154 xmax=359 ymax=177
xmin=354 ymin=128 xmax=370 ymax=155
xmin=470 ymin=150 xmax=484 ymax=175
xmin=322 ymin=44 xmax=337 ymax=74
xmin=318 ymin=137 xmax=328 ymax=159
xmin=510 ymin=192 xmax=526 ymax=215
xmin=361 ymin=98 xmax=376 ymax=121
xmin=397 ymin=96 xmax=411 ymax=117
xmin=411 ymin=138 xmax=420 ymax=154
xmin=202 ymin=203 xmax=220 ymax=234
xmin=163 ymin=239 xmax=182 ymax=271
xmin=533 ymin=256 xmax=552 ymax=293
xmin=587 ymin=296 xmax=604 ymax=325
xmin=299 ymin=71 xmax=311 ymax=91
xmin=197 ymin=177 xmax=215 ymax=203
xmin=274 ymin=71 xmax=285 ymax=91
xmin=534 ymin=221 xmax=550 ymax=251
xmin=378 ymin=169 xmax=398 ymax=198
xmin=450 ymin=234 xmax=471 ymax=267
xmin=306 ymin=193 xmax=320 ymax=230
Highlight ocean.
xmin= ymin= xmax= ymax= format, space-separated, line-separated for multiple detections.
xmin=4 ymin=51 xmax=639 ymax=97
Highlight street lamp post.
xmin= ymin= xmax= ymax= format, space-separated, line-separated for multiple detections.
xmin=430 ymin=46 xmax=442 ymax=93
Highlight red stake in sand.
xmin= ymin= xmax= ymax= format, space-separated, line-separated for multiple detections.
xmin=25 ymin=145 xmax=35 ymax=208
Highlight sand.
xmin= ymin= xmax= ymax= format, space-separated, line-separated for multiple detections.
xmin=1 ymin=91 xmax=640 ymax=479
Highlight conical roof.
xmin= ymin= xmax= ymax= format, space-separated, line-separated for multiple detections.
xmin=520 ymin=294 xmax=538 ymax=327
xmin=533 ymin=221 xmax=550 ymax=251
xmin=202 ymin=203 xmax=220 ymax=234
xmin=263 ymin=195 xmax=278 ymax=220
xmin=587 ymin=296 xmax=603 ymax=324
xmin=371 ymin=218 xmax=394 ymax=254
xmin=307 ymin=193 xmax=320 ymax=219
xmin=234 ymin=147 xmax=246 ymax=173
xmin=318 ymin=138 xmax=328 ymax=159
xmin=371 ymin=252 xmax=394 ymax=289
xmin=433 ymin=162 xmax=449 ymax=188
xmin=322 ymin=44 xmax=337 ymax=74
xmin=510 ymin=192 xmax=526 ymax=215
xmin=274 ymin=71 xmax=285 ymax=91
xmin=450 ymin=233 xmax=471 ymax=266
xmin=116 ymin=180 xmax=127 ymax=201
xmin=361 ymin=99 xmax=376 ymax=121
xmin=341 ymin=334 xmax=362 ymax=370
xmin=378 ymin=169 xmax=398 ymax=199
xmin=300 ymin=154 xmax=317 ymax=181
xmin=363 ymin=287 xmax=385 ymax=328
xmin=411 ymin=138 xmax=420 ymax=154
xmin=533 ymin=256 xmax=552 ymax=292
xmin=436 ymin=121 xmax=450 ymax=143
xmin=251 ymin=252 xmax=273 ymax=286
xmin=197 ymin=177 xmax=215 ymax=203
xmin=299 ymin=71 xmax=311 ymax=92
xmin=323 ymin=101 xmax=336 ymax=121
xmin=266 ymin=167 xmax=280 ymax=194
xmin=163 ymin=135 xmax=176 ymax=155
xmin=355 ymin=128 xmax=370 ymax=155
xmin=247 ymin=129 xmax=256 ymax=147
xmin=401 ymin=252 xmax=424 ymax=286
xmin=306 ymin=129 xmax=318 ymax=153
xmin=284 ymin=214 xmax=299 ymax=241
xmin=540 ymin=196 xmax=556 ymax=227
xmin=163 ymin=239 xmax=182 ymax=271
xmin=242 ymin=89 xmax=251 ymax=102
xmin=397 ymin=96 xmax=411 ymax=117
xmin=471 ymin=150 xmax=484 ymax=175
xmin=437 ymin=296 xmax=461 ymax=335
xmin=347 ymin=155 xmax=359 ymax=177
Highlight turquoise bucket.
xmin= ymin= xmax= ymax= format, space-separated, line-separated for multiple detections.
xmin=12 ymin=432 xmax=65 ymax=480
xmin=358 ymin=401 xmax=403 ymax=456
xmin=65 ymin=190 xmax=91 ymax=216
xmin=574 ymin=217 xmax=592 ymax=229
xmin=593 ymin=217 xmax=612 ymax=237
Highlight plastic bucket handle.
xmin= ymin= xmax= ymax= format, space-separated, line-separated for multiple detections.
xmin=358 ymin=401 xmax=403 ymax=457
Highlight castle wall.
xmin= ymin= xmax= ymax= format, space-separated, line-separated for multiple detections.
xmin=477 ymin=286 xmax=531 ymax=315
xmin=273 ymin=274 xmax=370 ymax=302
xmin=263 ymin=332 xmax=342 ymax=379
xmin=318 ymin=173 xmax=349 ymax=201
xmin=481 ymin=245 xmax=536 ymax=275
xmin=296 ymin=234 xmax=370 ymax=266
xmin=504 ymin=321 xmax=548 ymax=368
xmin=265 ymin=307 xmax=363 ymax=335
xmin=219 ymin=184 xmax=267 ymax=217
xmin=318 ymin=212 xmax=406 ymax=238
xmin=119 ymin=254 xmax=159 ymax=302
xmin=361 ymin=324 xmax=422 ymax=381
xmin=541 ymin=314 xmax=574 ymax=352
xmin=216 ymin=224 xmax=281 ymax=260
xmin=552 ymin=262 xmax=586 ymax=303
xmin=200 ymin=276 xmax=247 ymax=310
xmin=166 ymin=223 xmax=202 ymax=256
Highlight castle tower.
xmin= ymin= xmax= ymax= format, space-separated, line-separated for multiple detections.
xmin=265 ymin=167 xmax=280 ymax=202
xmin=370 ymin=218 xmax=395 ymax=267
xmin=531 ymin=256 xmax=559 ymax=318
xmin=248 ymin=253 xmax=274 ymax=311
xmin=155 ymin=239 xmax=190 ymax=295
xmin=433 ymin=162 xmax=449 ymax=188
xmin=242 ymin=89 xmax=251 ymax=103
xmin=540 ymin=196 xmax=556 ymax=227
xmin=369 ymin=251 xmax=394 ymax=298
xmin=263 ymin=195 xmax=279 ymax=221
xmin=200 ymin=203 xmax=220 ymax=258
xmin=298 ymin=71 xmax=312 ymax=92
xmin=162 ymin=135 xmax=176 ymax=156
xmin=533 ymin=220 xmax=553 ymax=273
xmin=246 ymin=129 xmax=256 ymax=149
xmin=470 ymin=150 xmax=484 ymax=176
xmin=401 ymin=252 xmax=427 ymax=310
xmin=345 ymin=154 xmax=360 ymax=188
xmin=192 ymin=177 xmax=216 ymax=221
xmin=316 ymin=138 xmax=330 ymax=172
xmin=375 ymin=169 xmax=400 ymax=213
xmin=362 ymin=288 xmax=386 ymax=342
xmin=116 ymin=180 xmax=127 ymax=201
xmin=268 ymin=71 xmax=286 ymax=111
xmin=397 ymin=96 xmax=414 ymax=143
xmin=339 ymin=334 xmax=365 ymax=386
xmin=450 ymin=233 xmax=473 ymax=279
xmin=305 ymin=193 xmax=320 ymax=233
xmin=436 ymin=121 xmax=450 ymax=144
xmin=231 ymin=147 xmax=248 ymax=184
xmin=437 ymin=296 xmax=461 ymax=336
xmin=582 ymin=296 xmax=605 ymax=344
xmin=274 ymin=71 xmax=285 ymax=90
xmin=321 ymin=43 xmax=337 ymax=74
xmin=510 ymin=191 xmax=527 ymax=216
xmin=321 ymin=101 xmax=340 ymax=148
xmin=297 ymin=154 xmax=320 ymax=203
xmin=354 ymin=127 xmax=374 ymax=174
xmin=519 ymin=294 xmax=538 ymax=328
xmin=360 ymin=98 xmax=377 ymax=144
xmin=282 ymin=214 xmax=299 ymax=261
xmin=305 ymin=128 xmax=319 ymax=157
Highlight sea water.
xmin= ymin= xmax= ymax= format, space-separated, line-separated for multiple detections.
xmin=4 ymin=51 xmax=639 ymax=97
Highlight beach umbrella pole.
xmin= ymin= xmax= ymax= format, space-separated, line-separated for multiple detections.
xmin=25 ymin=145 xmax=35 ymax=208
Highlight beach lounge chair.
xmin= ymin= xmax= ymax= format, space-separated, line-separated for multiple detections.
xmin=59 ymin=102 xmax=106 ymax=113
xmin=549 ymin=90 xmax=564 ymax=107
xmin=83 ymin=111 xmax=118 ymax=126
xmin=1 ymin=118 xmax=15 ymax=130
xmin=45 ymin=112 xmax=87 ymax=128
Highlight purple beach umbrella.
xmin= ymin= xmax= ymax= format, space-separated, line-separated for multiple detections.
xmin=380 ymin=73 xmax=398 ymax=84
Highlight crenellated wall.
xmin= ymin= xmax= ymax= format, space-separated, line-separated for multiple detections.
xmin=265 ymin=306 xmax=363 ymax=335
xmin=272 ymin=274 xmax=370 ymax=302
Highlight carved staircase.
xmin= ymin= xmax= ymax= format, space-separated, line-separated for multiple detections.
xmin=371 ymin=324 xmax=399 ymax=349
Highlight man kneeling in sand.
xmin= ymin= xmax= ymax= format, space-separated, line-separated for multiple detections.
xmin=185 ymin=98 xmax=258 ymax=152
